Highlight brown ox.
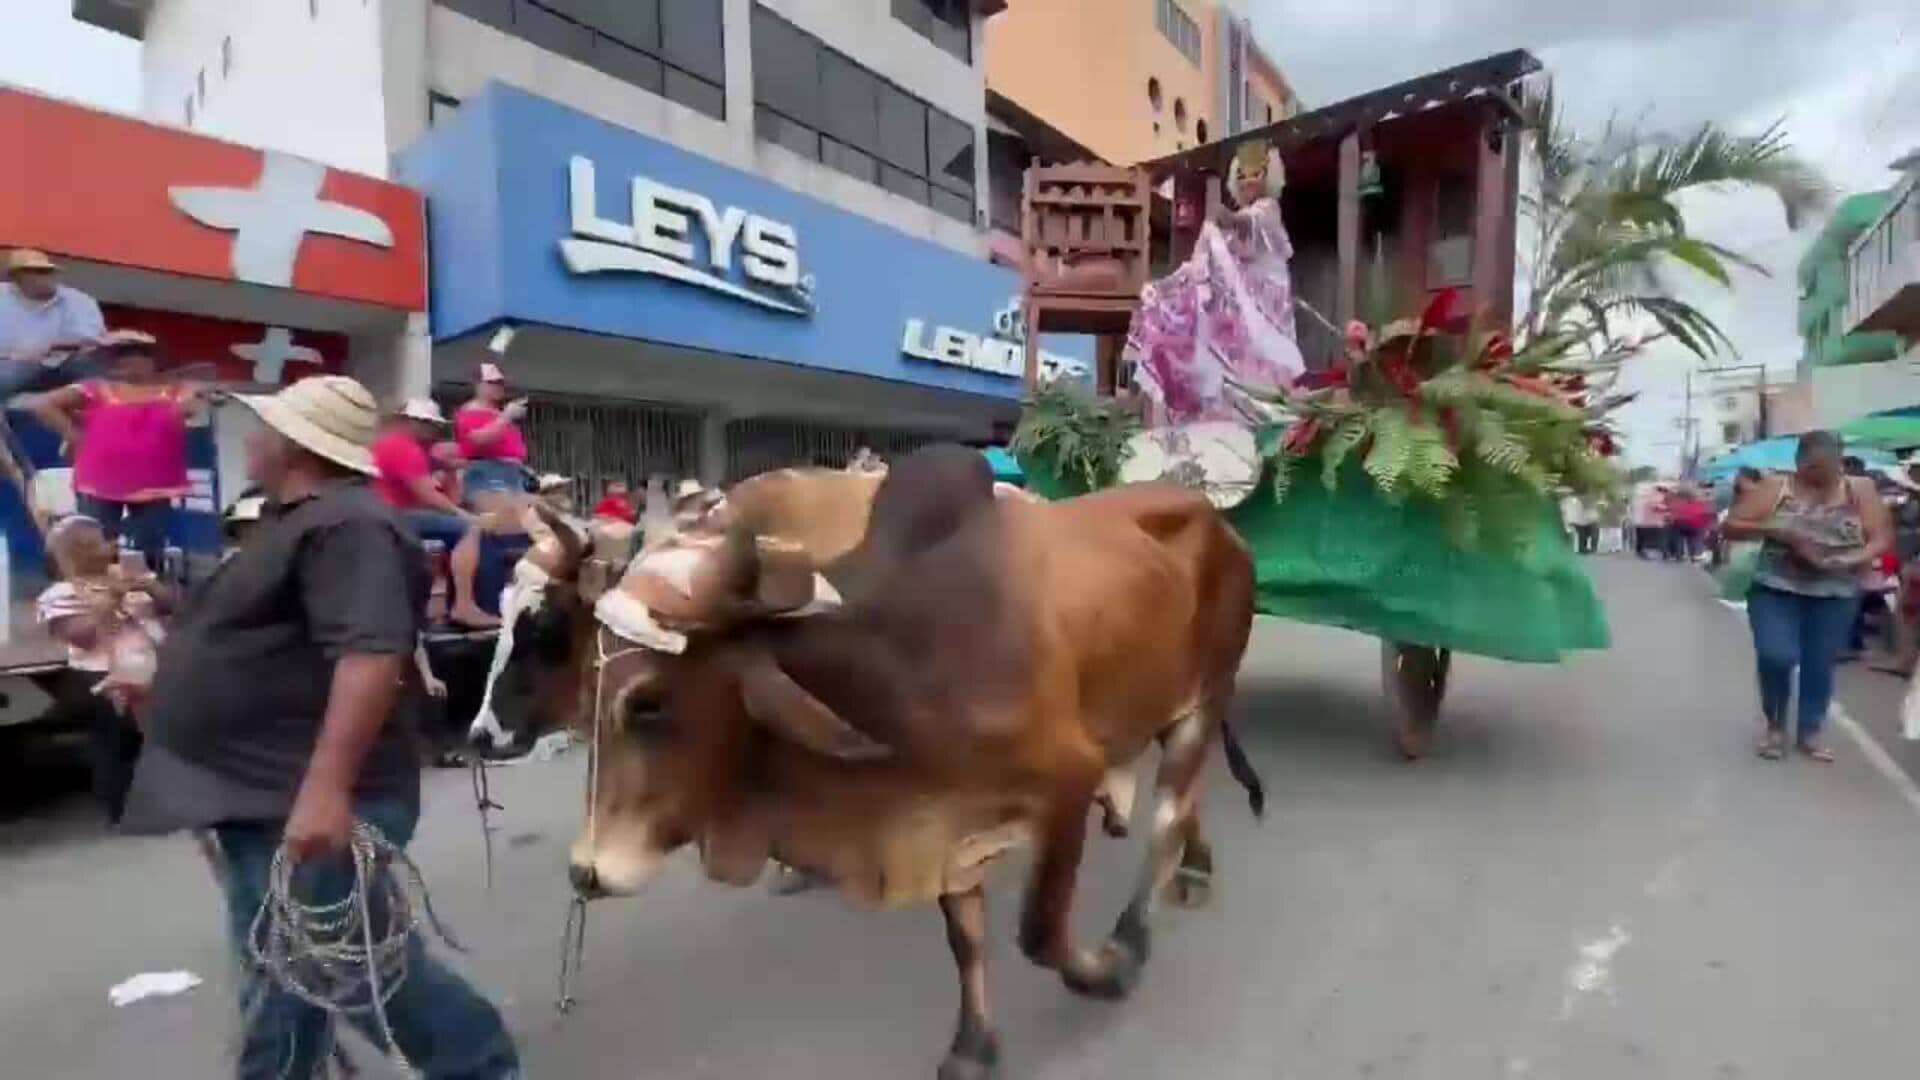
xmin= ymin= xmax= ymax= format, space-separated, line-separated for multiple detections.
xmin=517 ymin=448 xmax=1261 ymax=1079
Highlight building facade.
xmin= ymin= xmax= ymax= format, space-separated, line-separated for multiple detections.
xmin=984 ymin=0 xmax=1296 ymax=166
xmin=76 ymin=0 xmax=1089 ymax=486
xmin=1797 ymin=173 xmax=1920 ymax=430
xmin=0 ymin=85 xmax=427 ymax=592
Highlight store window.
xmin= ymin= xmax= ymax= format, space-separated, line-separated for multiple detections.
xmin=892 ymin=0 xmax=971 ymax=64
xmin=436 ymin=0 xmax=725 ymax=121
xmin=1154 ymin=0 xmax=1202 ymax=66
xmin=752 ymin=6 xmax=977 ymax=225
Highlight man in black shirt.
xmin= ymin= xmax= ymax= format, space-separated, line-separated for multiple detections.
xmin=121 ymin=375 xmax=519 ymax=1079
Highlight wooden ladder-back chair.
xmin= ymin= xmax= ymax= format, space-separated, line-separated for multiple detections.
xmin=1020 ymin=163 xmax=1151 ymax=393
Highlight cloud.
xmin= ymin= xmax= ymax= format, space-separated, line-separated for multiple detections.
xmin=1249 ymin=0 xmax=1920 ymax=470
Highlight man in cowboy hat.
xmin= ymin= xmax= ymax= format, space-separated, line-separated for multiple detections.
xmin=120 ymin=376 xmax=520 ymax=1079
xmin=0 ymin=249 xmax=105 ymax=366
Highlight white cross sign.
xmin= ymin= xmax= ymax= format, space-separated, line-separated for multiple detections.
xmin=231 ymin=326 xmax=322 ymax=384
xmin=170 ymin=151 xmax=395 ymax=288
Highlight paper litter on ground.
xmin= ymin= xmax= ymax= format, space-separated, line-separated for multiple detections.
xmin=108 ymin=970 xmax=203 ymax=1007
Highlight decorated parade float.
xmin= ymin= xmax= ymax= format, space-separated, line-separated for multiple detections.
xmin=1010 ymin=51 xmax=1619 ymax=757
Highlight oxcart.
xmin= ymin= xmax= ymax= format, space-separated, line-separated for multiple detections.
xmin=1011 ymin=50 xmax=1608 ymax=756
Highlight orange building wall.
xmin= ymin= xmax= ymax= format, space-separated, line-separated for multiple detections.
xmin=986 ymin=0 xmax=1228 ymax=165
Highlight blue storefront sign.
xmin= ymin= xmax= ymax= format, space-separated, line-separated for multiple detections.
xmin=396 ymin=83 xmax=1089 ymax=400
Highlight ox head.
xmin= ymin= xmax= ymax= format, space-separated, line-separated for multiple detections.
xmin=467 ymin=505 xmax=626 ymax=751
xmin=565 ymin=529 xmax=884 ymax=898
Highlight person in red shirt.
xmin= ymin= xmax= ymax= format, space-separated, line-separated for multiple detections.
xmin=454 ymin=362 xmax=531 ymax=508
xmin=374 ymin=398 xmax=496 ymax=627
xmin=591 ymin=479 xmax=637 ymax=524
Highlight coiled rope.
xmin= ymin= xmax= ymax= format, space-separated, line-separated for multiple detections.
xmin=248 ymin=820 xmax=462 ymax=1079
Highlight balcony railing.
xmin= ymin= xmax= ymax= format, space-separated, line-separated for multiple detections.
xmin=1847 ymin=175 xmax=1920 ymax=338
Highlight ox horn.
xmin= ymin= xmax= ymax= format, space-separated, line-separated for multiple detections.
xmin=737 ymin=648 xmax=889 ymax=761
xmin=530 ymin=502 xmax=587 ymax=576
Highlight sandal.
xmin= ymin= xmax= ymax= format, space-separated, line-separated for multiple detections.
xmin=1756 ymin=732 xmax=1786 ymax=760
xmin=1796 ymin=742 xmax=1836 ymax=763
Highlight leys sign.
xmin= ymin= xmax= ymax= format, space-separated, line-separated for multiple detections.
xmin=902 ymin=318 xmax=1089 ymax=382
xmin=560 ymin=156 xmax=815 ymax=316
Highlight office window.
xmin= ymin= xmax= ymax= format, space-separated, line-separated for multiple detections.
xmin=221 ymin=37 xmax=233 ymax=78
xmin=183 ymin=94 xmax=194 ymax=127
xmin=437 ymin=0 xmax=724 ymax=120
xmin=892 ymin=0 xmax=971 ymax=63
xmin=752 ymin=6 xmax=977 ymax=225
xmin=927 ymin=107 xmax=974 ymax=197
xmin=1155 ymin=0 xmax=1201 ymax=66
xmin=1196 ymin=118 xmax=1209 ymax=143
xmin=822 ymin=51 xmax=880 ymax=156
xmin=196 ymin=70 xmax=206 ymax=106
xmin=310 ymin=0 xmax=320 ymax=17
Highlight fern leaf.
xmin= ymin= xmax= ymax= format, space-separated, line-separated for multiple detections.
xmin=1320 ymin=414 xmax=1373 ymax=491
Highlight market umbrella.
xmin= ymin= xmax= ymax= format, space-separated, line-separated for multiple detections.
xmin=1698 ymin=436 xmax=1895 ymax=483
xmin=1839 ymin=413 xmax=1920 ymax=450
xmin=981 ymin=446 xmax=1024 ymax=484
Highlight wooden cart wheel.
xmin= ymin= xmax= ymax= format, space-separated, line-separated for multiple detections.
xmin=1381 ymin=641 xmax=1451 ymax=760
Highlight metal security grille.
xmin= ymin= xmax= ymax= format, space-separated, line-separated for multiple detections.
xmin=522 ymin=395 xmax=703 ymax=506
xmin=723 ymin=418 xmax=937 ymax=483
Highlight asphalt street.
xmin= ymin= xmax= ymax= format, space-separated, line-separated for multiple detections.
xmin=4 ymin=555 xmax=1920 ymax=1079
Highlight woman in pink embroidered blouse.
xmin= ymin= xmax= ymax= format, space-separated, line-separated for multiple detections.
xmin=31 ymin=331 xmax=197 ymax=572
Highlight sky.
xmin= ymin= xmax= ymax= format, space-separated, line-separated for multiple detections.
xmin=2 ymin=1 xmax=1917 ymax=471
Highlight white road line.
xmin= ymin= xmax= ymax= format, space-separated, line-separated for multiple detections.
xmin=1710 ymin=599 xmax=1920 ymax=821
xmin=1830 ymin=701 xmax=1920 ymax=820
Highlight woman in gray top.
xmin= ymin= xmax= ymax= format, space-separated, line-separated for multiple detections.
xmin=1725 ymin=431 xmax=1893 ymax=760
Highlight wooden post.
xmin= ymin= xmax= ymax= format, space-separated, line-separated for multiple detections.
xmin=1096 ymin=335 xmax=1123 ymax=395
xmin=1336 ymin=131 xmax=1361 ymax=329
xmin=1473 ymin=110 xmax=1515 ymax=326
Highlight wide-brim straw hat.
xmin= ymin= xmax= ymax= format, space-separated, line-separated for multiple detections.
xmin=235 ymin=375 xmax=379 ymax=476
xmin=6 ymin=248 xmax=56 ymax=274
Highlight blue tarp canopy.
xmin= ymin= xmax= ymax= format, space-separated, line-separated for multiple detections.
xmin=1699 ymin=436 xmax=1895 ymax=482
xmin=982 ymin=447 xmax=1024 ymax=483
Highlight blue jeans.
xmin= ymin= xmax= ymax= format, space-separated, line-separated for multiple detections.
xmin=77 ymin=494 xmax=171 ymax=573
xmin=404 ymin=509 xmax=471 ymax=551
xmin=1747 ymin=585 xmax=1859 ymax=740
xmin=213 ymin=796 xmax=519 ymax=1079
xmin=461 ymin=460 xmax=530 ymax=505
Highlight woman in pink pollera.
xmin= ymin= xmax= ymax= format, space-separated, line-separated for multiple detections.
xmin=32 ymin=330 xmax=199 ymax=573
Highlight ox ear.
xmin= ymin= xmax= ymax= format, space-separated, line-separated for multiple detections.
xmin=736 ymin=648 xmax=889 ymax=761
xmin=526 ymin=503 xmax=587 ymax=578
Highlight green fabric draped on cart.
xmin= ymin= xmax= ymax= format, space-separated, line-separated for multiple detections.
xmin=1021 ymin=452 xmax=1610 ymax=664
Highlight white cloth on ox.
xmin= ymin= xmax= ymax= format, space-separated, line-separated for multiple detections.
xmin=593 ymin=535 xmax=844 ymax=650
xmin=467 ymin=559 xmax=552 ymax=750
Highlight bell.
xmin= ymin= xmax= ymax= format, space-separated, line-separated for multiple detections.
xmin=1357 ymin=150 xmax=1384 ymax=199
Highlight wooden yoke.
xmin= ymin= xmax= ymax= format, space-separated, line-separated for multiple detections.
xmin=1019 ymin=163 xmax=1150 ymax=394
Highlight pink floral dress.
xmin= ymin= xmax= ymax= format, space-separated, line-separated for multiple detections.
xmin=1125 ymin=198 xmax=1305 ymax=427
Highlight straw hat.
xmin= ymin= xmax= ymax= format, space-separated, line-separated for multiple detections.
xmin=98 ymin=328 xmax=158 ymax=351
xmin=235 ymin=376 xmax=379 ymax=475
xmin=398 ymin=397 xmax=447 ymax=425
xmin=5 ymin=248 xmax=56 ymax=275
